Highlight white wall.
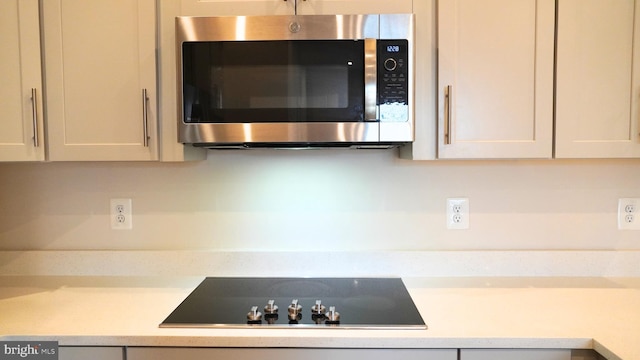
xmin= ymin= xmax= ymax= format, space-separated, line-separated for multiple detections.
xmin=0 ymin=150 xmax=639 ymax=251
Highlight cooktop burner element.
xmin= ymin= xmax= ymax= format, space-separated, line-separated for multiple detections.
xmin=160 ymin=277 xmax=427 ymax=329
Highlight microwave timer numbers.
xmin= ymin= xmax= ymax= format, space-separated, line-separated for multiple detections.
xmin=386 ymin=45 xmax=401 ymax=53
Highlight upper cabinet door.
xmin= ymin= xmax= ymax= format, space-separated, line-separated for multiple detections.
xmin=297 ymin=0 xmax=413 ymax=14
xmin=556 ymin=0 xmax=640 ymax=158
xmin=0 ymin=0 xmax=44 ymax=161
xmin=179 ymin=0 xmax=412 ymax=16
xmin=437 ymin=0 xmax=555 ymax=159
xmin=180 ymin=0 xmax=291 ymax=16
xmin=42 ymin=0 xmax=158 ymax=161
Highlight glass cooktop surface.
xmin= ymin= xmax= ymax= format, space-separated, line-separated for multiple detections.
xmin=160 ymin=277 xmax=427 ymax=329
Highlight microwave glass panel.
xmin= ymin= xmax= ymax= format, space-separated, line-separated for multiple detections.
xmin=182 ymin=40 xmax=365 ymax=123
xmin=213 ymin=65 xmax=348 ymax=109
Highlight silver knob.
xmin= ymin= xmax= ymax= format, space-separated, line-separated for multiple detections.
xmin=264 ymin=299 xmax=279 ymax=314
xmin=326 ymin=306 xmax=340 ymax=322
xmin=311 ymin=300 xmax=326 ymax=315
xmin=288 ymin=299 xmax=302 ymax=317
xmin=247 ymin=306 xmax=262 ymax=321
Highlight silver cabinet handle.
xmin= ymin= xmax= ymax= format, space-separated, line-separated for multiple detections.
xmin=30 ymin=88 xmax=39 ymax=147
xmin=444 ymin=85 xmax=452 ymax=145
xmin=142 ymin=88 xmax=150 ymax=147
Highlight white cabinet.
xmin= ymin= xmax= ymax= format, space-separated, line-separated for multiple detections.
xmin=178 ymin=0 xmax=412 ymax=16
xmin=436 ymin=0 xmax=555 ymax=159
xmin=59 ymin=347 xmax=124 ymax=360
xmin=1 ymin=0 xmax=159 ymax=162
xmin=127 ymin=347 xmax=457 ymax=360
xmin=460 ymin=349 xmax=571 ymax=360
xmin=41 ymin=0 xmax=158 ymax=161
xmin=555 ymin=0 xmax=640 ymax=158
xmin=300 ymin=0 xmax=412 ymax=15
xmin=0 ymin=0 xmax=45 ymax=161
xmin=179 ymin=0 xmax=291 ymax=16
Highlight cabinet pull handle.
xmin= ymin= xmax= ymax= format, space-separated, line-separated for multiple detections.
xmin=30 ymin=88 xmax=39 ymax=147
xmin=142 ymin=88 xmax=150 ymax=147
xmin=444 ymin=85 xmax=452 ymax=145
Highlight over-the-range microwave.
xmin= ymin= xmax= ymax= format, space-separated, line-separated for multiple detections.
xmin=176 ymin=14 xmax=414 ymax=149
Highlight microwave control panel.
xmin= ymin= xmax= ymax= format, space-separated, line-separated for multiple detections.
xmin=377 ymin=40 xmax=409 ymax=122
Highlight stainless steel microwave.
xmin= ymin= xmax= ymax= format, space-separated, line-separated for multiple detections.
xmin=176 ymin=14 xmax=414 ymax=149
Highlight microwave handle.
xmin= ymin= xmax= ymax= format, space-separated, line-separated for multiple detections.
xmin=364 ymin=38 xmax=377 ymax=121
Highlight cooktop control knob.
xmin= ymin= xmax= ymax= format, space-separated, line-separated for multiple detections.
xmin=247 ymin=306 xmax=262 ymax=322
xmin=326 ymin=306 xmax=340 ymax=323
xmin=287 ymin=299 xmax=302 ymax=320
xmin=264 ymin=299 xmax=279 ymax=314
xmin=311 ymin=300 xmax=326 ymax=315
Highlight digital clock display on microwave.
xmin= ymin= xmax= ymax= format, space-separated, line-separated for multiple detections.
xmin=386 ymin=45 xmax=401 ymax=53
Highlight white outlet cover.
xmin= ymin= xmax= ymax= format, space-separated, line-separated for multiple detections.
xmin=110 ymin=198 xmax=133 ymax=230
xmin=618 ymin=198 xmax=640 ymax=230
xmin=447 ymin=198 xmax=469 ymax=230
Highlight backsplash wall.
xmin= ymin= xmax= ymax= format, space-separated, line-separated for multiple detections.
xmin=0 ymin=150 xmax=639 ymax=251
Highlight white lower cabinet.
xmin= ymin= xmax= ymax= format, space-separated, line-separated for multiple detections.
xmin=127 ymin=348 xmax=457 ymax=360
xmin=58 ymin=347 xmax=124 ymax=360
xmin=460 ymin=349 xmax=571 ymax=360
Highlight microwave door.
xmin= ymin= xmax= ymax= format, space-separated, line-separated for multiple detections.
xmin=181 ymin=40 xmax=367 ymax=124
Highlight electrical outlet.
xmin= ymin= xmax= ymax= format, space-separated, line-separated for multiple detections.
xmin=618 ymin=198 xmax=640 ymax=230
xmin=447 ymin=198 xmax=469 ymax=230
xmin=110 ymin=198 xmax=132 ymax=230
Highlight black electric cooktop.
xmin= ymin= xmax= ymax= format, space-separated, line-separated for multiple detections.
xmin=160 ymin=277 xmax=427 ymax=329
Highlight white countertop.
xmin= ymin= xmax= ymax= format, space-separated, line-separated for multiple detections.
xmin=1 ymin=276 xmax=639 ymax=360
